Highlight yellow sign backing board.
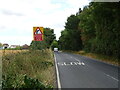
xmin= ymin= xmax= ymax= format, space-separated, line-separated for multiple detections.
xmin=33 ymin=27 xmax=44 ymax=41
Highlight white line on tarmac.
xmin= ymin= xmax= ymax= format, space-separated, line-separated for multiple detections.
xmin=104 ymin=73 xmax=119 ymax=82
xmin=54 ymin=54 xmax=61 ymax=89
xmin=81 ymin=62 xmax=85 ymax=65
xmin=75 ymin=58 xmax=80 ymax=62
xmin=69 ymin=55 xmax=85 ymax=66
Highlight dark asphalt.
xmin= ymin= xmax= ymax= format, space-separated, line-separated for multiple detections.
xmin=54 ymin=52 xmax=119 ymax=88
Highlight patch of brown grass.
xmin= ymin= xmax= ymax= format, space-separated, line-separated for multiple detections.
xmin=2 ymin=49 xmax=55 ymax=87
xmin=2 ymin=50 xmax=28 ymax=55
xmin=74 ymin=51 xmax=119 ymax=66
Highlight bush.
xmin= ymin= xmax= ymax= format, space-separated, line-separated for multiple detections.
xmin=2 ymin=75 xmax=53 ymax=89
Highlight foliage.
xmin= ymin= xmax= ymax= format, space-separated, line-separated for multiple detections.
xmin=30 ymin=41 xmax=47 ymax=50
xmin=59 ymin=15 xmax=83 ymax=51
xmin=51 ymin=40 xmax=58 ymax=50
xmin=79 ymin=2 xmax=120 ymax=59
xmin=30 ymin=28 xmax=56 ymax=50
xmin=79 ymin=5 xmax=95 ymax=52
xmin=2 ymin=49 xmax=55 ymax=88
xmin=58 ymin=2 xmax=120 ymax=60
xmin=0 ymin=43 xmax=2 ymax=47
xmin=2 ymin=75 xmax=53 ymax=89
xmin=73 ymin=51 xmax=118 ymax=66
xmin=44 ymin=28 xmax=56 ymax=48
xmin=65 ymin=15 xmax=80 ymax=30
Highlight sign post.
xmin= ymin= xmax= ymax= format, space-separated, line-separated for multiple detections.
xmin=33 ymin=27 xmax=44 ymax=41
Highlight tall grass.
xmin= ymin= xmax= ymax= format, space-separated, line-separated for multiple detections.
xmin=0 ymin=50 xmax=2 ymax=89
xmin=74 ymin=51 xmax=119 ymax=66
xmin=2 ymin=49 xmax=55 ymax=88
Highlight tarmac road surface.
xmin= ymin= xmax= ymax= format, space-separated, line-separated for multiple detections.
xmin=54 ymin=52 xmax=119 ymax=89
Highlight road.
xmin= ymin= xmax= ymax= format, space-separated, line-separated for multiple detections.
xmin=54 ymin=52 xmax=119 ymax=88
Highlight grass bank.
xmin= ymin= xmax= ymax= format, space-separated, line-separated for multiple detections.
xmin=2 ymin=49 xmax=55 ymax=88
xmin=64 ymin=50 xmax=119 ymax=66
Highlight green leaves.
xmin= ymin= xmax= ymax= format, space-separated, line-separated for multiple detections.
xmin=65 ymin=15 xmax=80 ymax=30
xmin=58 ymin=2 xmax=120 ymax=59
xmin=79 ymin=2 xmax=120 ymax=59
xmin=2 ymin=50 xmax=54 ymax=88
xmin=22 ymin=75 xmax=46 ymax=88
xmin=51 ymin=40 xmax=58 ymax=50
xmin=2 ymin=75 xmax=53 ymax=89
xmin=59 ymin=15 xmax=83 ymax=51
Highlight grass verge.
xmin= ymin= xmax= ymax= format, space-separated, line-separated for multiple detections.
xmin=2 ymin=49 xmax=55 ymax=88
xmin=64 ymin=50 xmax=119 ymax=66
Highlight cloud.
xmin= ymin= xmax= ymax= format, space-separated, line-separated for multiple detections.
xmin=1 ymin=9 xmax=24 ymax=16
xmin=0 ymin=26 xmax=6 ymax=29
xmin=0 ymin=0 xmax=90 ymax=45
xmin=0 ymin=36 xmax=32 ymax=46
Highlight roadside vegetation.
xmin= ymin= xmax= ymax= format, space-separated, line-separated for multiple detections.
xmin=2 ymin=49 xmax=55 ymax=88
xmin=74 ymin=51 xmax=118 ymax=66
xmin=2 ymin=27 xmax=56 ymax=89
xmin=58 ymin=2 xmax=120 ymax=65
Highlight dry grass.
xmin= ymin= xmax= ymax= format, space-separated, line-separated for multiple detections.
xmin=1 ymin=50 xmax=28 ymax=55
xmin=0 ymin=50 xmax=2 ymax=82
xmin=74 ymin=51 xmax=119 ymax=66
xmin=2 ymin=49 xmax=55 ymax=87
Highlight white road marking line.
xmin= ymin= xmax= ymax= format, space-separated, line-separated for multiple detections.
xmin=58 ymin=62 xmax=85 ymax=66
xmin=75 ymin=58 xmax=80 ymax=62
xmin=76 ymin=62 xmax=85 ymax=65
xmin=74 ymin=58 xmax=85 ymax=65
xmin=63 ymin=62 xmax=67 ymax=65
xmin=104 ymin=73 xmax=119 ymax=82
xmin=70 ymin=62 xmax=74 ymax=65
xmin=57 ymin=62 xmax=64 ymax=66
xmin=73 ymin=62 xmax=78 ymax=65
xmin=58 ymin=62 xmax=73 ymax=66
xmin=54 ymin=54 xmax=61 ymax=89
xmin=81 ymin=62 xmax=85 ymax=65
xmin=106 ymin=74 xmax=119 ymax=81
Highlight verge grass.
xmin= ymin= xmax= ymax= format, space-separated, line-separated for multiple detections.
xmin=0 ymin=50 xmax=2 ymax=89
xmin=74 ymin=51 xmax=119 ymax=66
xmin=64 ymin=50 xmax=119 ymax=66
xmin=2 ymin=49 xmax=55 ymax=88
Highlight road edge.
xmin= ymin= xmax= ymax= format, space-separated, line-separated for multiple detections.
xmin=65 ymin=51 xmax=119 ymax=68
xmin=54 ymin=53 xmax=61 ymax=89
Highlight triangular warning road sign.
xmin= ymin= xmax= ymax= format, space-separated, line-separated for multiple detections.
xmin=33 ymin=27 xmax=44 ymax=41
xmin=35 ymin=27 xmax=42 ymax=34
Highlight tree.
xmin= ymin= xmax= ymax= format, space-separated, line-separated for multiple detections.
xmin=58 ymin=30 xmax=71 ymax=50
xmin=30 ymin=40 xmax=47 ymax=50
xmin=59 ymin=15 xmax=83 ymax=51
xmin=78 ymin=2 xmax=120 ymax=59
xmin=44 ymin=28 xmax=56 ymax=48
xmin=65 ymin=15 xmax=80 ymax=30
xmin=79 ymin=4 xmax=96 ymax=52
xmin=51 ymin=40 xmax=58 ymax=50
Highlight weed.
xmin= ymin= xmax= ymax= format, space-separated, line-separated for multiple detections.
xmin=2 ymin=49 xmax=55 ymax=88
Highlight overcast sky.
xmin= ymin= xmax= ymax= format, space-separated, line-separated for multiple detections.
xmin=0 ymin=0 xmax=91 ymax=46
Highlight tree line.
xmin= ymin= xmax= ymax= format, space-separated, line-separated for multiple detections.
xmin=58 ymin=2 xmax=120 ymax=59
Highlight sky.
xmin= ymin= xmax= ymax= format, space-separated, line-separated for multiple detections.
xmin=0 ymin=0 xmax=91 ymax=46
